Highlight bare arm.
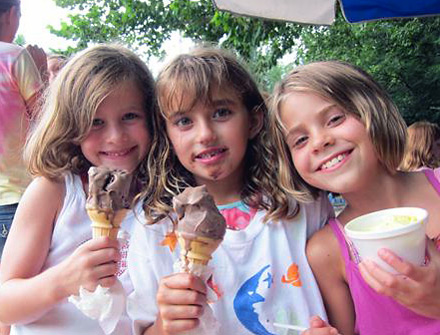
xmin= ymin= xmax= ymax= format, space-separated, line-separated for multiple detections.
xmin=0 ymin=177 xmax=120 ymax=324
xmin=25 ymin=45 xmax=48 ymax=84
xmin=307 ymin=225 xmax=356 ymax=335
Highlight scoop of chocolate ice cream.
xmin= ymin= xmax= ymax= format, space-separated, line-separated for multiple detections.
xmin=173 ymin=185 xmax=226 ymax=240
xmin=86 ymin=167 xmax=133 ymax=212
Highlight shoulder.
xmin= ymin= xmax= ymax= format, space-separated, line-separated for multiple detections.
xmin=0 ymin=41 xmax=23 ymax=56
xmin=302 ymin=191 xmax=334 ymax=218
xmin=25 ymin=176 xmax=64 ymax=195
xmin=300 ymin=192 xmax=334 ymax=235
xmin=306 ymin=224 xmax=341 ymax=274
xmin=20 ymin=176 xmax=65 ymax=215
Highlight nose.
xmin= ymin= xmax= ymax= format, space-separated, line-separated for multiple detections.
xmin=197 ymin=120 xmax=217 ymax=145
xmin=311 ymin=130 xmax=334 ymax=153
xmin=106 ymin=122 xmax=128 ymax=143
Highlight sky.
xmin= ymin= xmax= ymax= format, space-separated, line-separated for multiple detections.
xmin=17 ymin=0 xmax=193 ymax=74
xmin=18 ymin=0 xmax=74 ymax=50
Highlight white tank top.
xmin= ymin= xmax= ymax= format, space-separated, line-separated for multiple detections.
xmin=11 ymin=172 xmax=136 ymax=335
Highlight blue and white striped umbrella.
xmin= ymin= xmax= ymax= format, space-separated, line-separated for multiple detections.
xmin=212 ymin=0 xmax=440 ymax=25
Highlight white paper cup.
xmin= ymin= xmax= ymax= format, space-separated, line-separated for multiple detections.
xmin=344 ymin=207 xmax=428 ymax=274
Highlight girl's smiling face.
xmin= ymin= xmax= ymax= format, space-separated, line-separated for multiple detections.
xmin=279 ymin=91 xmax=379 ymax=195
xmin=165 ymin=85 xmax=261 ymax=189
xmin=80 ymin=80 xmax=151 ymax=173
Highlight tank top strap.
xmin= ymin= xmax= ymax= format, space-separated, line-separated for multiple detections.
xmin=328 ymin=218 xmax=361 ymax=264
xmin=424 ymin=168 xmax=440 ymax=197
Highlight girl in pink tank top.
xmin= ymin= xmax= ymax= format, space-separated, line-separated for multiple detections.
xmin=270 ymin=60 xmax=440 ymax=335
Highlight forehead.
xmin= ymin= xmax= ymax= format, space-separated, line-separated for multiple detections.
xmin=162 ymin=82 xmax=242 ymax=115
xmin=48 ymin=58 xmax=63 ymax=69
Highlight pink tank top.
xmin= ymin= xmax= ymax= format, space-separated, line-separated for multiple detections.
xmin=328 ymin=168 xmax=440 ymax=335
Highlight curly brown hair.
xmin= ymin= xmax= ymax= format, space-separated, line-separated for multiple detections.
xmin=141 ymin=47 xmax=298 ymax=224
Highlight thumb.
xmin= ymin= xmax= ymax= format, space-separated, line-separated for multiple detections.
xmin=426 ymin=239 xmax=440 ymax=266
xmin=309 ymin=315 xmax=326 ymax=328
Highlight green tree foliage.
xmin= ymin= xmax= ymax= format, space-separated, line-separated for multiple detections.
xmin=298 ymin=12 xmax=440 ymax=125
xmin=14 ymin=33 xmax=26 ymax=46
xmin=51 ymin=0 xmax=440 ymax=124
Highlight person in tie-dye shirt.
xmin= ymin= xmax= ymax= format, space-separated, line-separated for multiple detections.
xmin=0 ymin=0 xmax=46 ymax=274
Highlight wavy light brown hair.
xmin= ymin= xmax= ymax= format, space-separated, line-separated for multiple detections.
xmin=270 ymin=60 xmax=407 ymax=202
xmin=399 ymin=121 xmax=440 ymax=171
xmin=142 ymin=47 xmax=297 ymax=224
xmin=24 ymin=44 xmax=157 ymax=186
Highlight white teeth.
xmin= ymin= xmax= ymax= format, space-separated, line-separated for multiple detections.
xmin=198 ymin=149 xmax=223 ymax=159
xmin=105 ymin=149 xmax=130 ymax=157
xmin=321 ymin=153 xmax=346 ymax=170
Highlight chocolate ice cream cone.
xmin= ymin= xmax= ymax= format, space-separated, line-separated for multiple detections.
xmin=177 ymin=234 xmax=222 ymax=266
xmin=87 ymin=208 xmax=128 ymax=239
xmin=85 ymin=167 xmax=133 ymax=240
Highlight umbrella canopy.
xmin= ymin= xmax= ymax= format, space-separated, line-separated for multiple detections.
xmin=212 ymin=0 xmax=440 ymax=25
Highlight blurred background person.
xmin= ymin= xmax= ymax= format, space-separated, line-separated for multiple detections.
xmin=0 ymin=2 xmax=46 ymax=333
xmin=47 ymin=53 xmax=66 ymax=83
xmin=400 ymin=121 xmax=440 ymax=171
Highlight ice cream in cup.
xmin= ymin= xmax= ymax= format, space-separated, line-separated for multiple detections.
xmin=344 ymin=207 xmax=428 ymax=274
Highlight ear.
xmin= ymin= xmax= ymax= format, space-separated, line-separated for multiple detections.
xmin=249 ymin=106 xmax=264 ymax=139
xmin=5 ymin=6 xmax=16 ymax=24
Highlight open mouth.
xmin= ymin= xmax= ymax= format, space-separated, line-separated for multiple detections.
xmin=195 ymin=148 xmax=227 ymax=159
xmin=320 ymin=150 xmax=352 ymax=170
xmin=101 ymin=147 xmax=135 ymax=157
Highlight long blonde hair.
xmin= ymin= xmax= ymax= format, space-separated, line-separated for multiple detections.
xmin=142 ymin=47 xmax=297 ymax=224
xmin=270 ymin=60 xmax=407 ymax=202
xmin=400 ymin=121 xmax=440 ymax=171
xmin=25 ymin=44 xmax=157 ymax=184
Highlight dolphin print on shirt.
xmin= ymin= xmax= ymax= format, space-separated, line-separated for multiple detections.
xmin=233 ymin=264 xmax=276 ymax=335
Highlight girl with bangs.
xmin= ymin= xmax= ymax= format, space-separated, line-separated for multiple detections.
xmin=270 ymin=60 xmax=440 ymax=335
xmin=0 ymin=44 xmax=157 ymax=334
xmin=127 ymin=47 xmax=337 ymax=335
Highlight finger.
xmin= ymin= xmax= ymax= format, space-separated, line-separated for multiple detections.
xmin=94 ymin=261 xmax=119 ymax=278
xmin=302 ymin=327 xmax=340 ymax=335
xmin=309 ymin=315 xmax=326 ymax=328
xmin=162 ymin=273 xmax=207 ymax=295
xmin=359 ymin=260 xmax=396 ymax=295
xmin=87 ymin=237 xmax=121 ymax=251
xmin=99 ymin=275 xmax=117 ymax=288
xmin=157 ymin=284 xmax=206 ymax=306
xmin=160 ymin=303 xmax=203 ymax=321
xmin=161 ymin=318 xmax=199 ymax=334
xmin=85 ymin=247 xmax=121 ymax=269
xmin=377 ymin=248 xmax=420 ymax=277
xmin=426 ymin=240 xmax=440 ymax=264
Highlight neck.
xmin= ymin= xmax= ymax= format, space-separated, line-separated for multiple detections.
xmin=195 ymin=172 xmax=244 ymax=206
xmin=341 ymin=169 xmax=409 ymax=219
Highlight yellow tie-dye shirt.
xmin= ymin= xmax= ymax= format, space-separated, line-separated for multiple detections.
xmin=0 ymin=42 xmax=42 ymax=205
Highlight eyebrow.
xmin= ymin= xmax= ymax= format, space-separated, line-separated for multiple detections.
xmin=166 ymin=97 xmax=238 ymax=118
xmin=285 ymin=103 xmax=337 ymax=136
xmin=166 ymin=110 xmax=187 ymax=119
xmin=211 ymin=98 xmax=237 ymax=106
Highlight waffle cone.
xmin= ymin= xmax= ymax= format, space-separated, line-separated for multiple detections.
xmin=177 ymin=235 xmax=222 ymax=266
xmin=87 ymin=209 xmax=128 ymax=240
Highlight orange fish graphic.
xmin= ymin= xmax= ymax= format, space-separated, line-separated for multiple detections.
xmin=281 ymin=263 xmax=302 ymax=287
xmin=160 ymin=231 xmax=177 ymax=252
